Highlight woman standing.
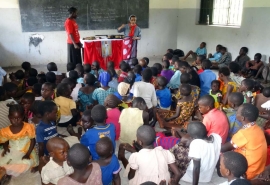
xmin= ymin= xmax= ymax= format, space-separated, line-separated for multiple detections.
xmin=117 ymin=15 xmax=141 ymax=65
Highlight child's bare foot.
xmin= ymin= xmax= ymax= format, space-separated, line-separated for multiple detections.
xmin=67 ymin=124 xmax=76 ymax=135
xmin=31 ymin=166 xmax=39 ymax=173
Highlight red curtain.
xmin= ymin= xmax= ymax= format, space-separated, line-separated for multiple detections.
xmin=83 ymin=40 xmax=123 ymax=69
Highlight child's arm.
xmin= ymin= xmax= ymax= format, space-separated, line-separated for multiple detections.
xmin=168 ymin=163 xmax=181 ymax=184
xmin=165 ymin=103 xmax=181 ymax=121
xmin=22 ymin=138 xmax=35 ymax=160
xmin=221 ymin=142 xmax=234 ymax=153
xmin=128 ymin=169 xmax=136 ymax=180
xmin=38 ymin=142 xmax=45 ymax=157
xmin=192 ymin=159 xmax=201 ymax=185
xmin=1 ymin=141 xmax=10 ymax=156
xmin=142 ymin=111 xmax=149 ymax=125
xmin=113 ymin=173 xmax=121 ymax=185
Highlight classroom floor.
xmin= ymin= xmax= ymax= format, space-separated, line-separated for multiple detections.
xmin=3 ymin=56 xmax=227 ymax=185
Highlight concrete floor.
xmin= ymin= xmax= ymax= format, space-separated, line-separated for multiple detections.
xmin=3 ymin=56 xmax=227 ymax=185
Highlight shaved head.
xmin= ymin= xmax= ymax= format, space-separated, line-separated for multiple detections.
xmin=228 ymin=92 xmax=244 ymax=106
xmin=46 ymin=137 xmax=69 ymax=153
xmin=198 ymin=95 xmax=215 ymax=108
xmin=187 ymin=121 xmax=207 ymax=139
xmin=95 ymin=137 xmax=113 ymax=158
xmin=137 ymin=125 xmax=156 ymax=146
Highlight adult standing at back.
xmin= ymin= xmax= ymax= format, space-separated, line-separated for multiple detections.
xmin=117 ymin=15 xmax=141 ymax=65
xmin=65 ymin=7 xmax=82 ymax=65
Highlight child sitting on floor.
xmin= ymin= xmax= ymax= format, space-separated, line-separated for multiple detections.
xmin=169 ymin=55 xmax=179 ymax=71
xmin=41 ymin=137 xmax=73 ymax=185
xmin=29 ymin=100 xmax=42 ymax=126
xmin=150 ymin=67 xmax=159 ymax=89
xmin=143 ymin=57 xmax=150 ymax=68
xmin=153 ymin=63 xmax=163 ymax=77
xmin=66 ymin=63 xmax=76 ymax=78
xmin=41 ymin=82 xmax=55 ymax=101
xmin=139 ymin=58 xmax=148 ymax=71
xmin=255 ymin=87 xmax=270 ymax=128
xmin=12 ymin=70 xmax=25 ymax=90
xmin=0 ymin=104 xmax=38 ymax=176
xmin=83 ymin=64 xmax=91 ymax=74
xmin=118 ymin=62 xmax=129 ymax=83
xmin=225 ymin=92 xmax=244 ymax=142
xmin=20 ymin=92 xmax=35 ymax=122
xmin=57 ymin=144 xmax=102 ymax=185
xmin=33 ymin=83 xmax=42 ymax=100
xmin=78 ymin=73 xmax=96 ymax=112
xmin=219 ymin=151 xmax=250 ymax=185
xmin=161 ymin=60 xmax=174 ymax=82
xmin=47 ymin=62 xmax=62 ymax=76
xmin=131 ymin=58 xmax=139 ymax=69
xmin=21 ymin=61 xmax=31 ymax=79
xmin=167 ymin=60 xmax=181 ymax=92
xmin=80 ymin=105 xmax=116 ymax=160
xmin=245 ymin=53 xmax=264 ymax=78
xmin=183 ymin=42 xmax=207 ymax=60
xmin=134 ymin=65 xmax=142 ymax=82
xmin=75 ymin=65 xmax=84 ymax=84
xmin=157 ymin=84 xmax=195 ymax=129
xmin=221 ymin=103 xmax=267 ymax=180
xmin=90 ymin=61 xmax=104 ymax=78
xmin=156 ymin=76 xmax=171 ymax=110
xmin=239 ymin=79 xmax=254 ymax=103
xmin=209 ymin=80 xmax=222 ymax=108
xmin=54 ymin=83 xmax=79 ymax=127
xmin=104 ymin=94 xmax=122 ymax=140
xmin=191 ymin=55 xmax=206 ymax=73
xmin=125 ymin=125 xmax=181 ymax=185
xmin=95 ymin=137 xmax=121 ymax=185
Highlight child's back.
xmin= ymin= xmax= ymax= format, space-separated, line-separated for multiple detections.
xmin=156 ymin=87 xmax=171 ymax=109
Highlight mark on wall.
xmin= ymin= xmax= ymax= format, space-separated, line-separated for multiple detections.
xmin=29 ymin=34 xmax=44 ymax=54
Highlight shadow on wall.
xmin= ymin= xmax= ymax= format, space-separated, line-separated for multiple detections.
xmin=0 ymin=43 xmax=22 ymax=67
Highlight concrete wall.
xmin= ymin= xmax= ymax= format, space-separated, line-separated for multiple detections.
xmin=177 ymin=0 xmax=270 ymax=62
xmin=0 ymin=0 xmax=179 ymax=67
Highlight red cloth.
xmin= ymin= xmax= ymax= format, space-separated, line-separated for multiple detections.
xmin=122 ymin=38 xmax=133 ymax=60
xmin=64 ymin=19 xmax=80 ymax=44
xmin=118 ymin=71 xmax=128 ymax=83
xmin=129 ymin=24 xmax=137 ymax=37
xmin=84 ymin=40 xmax=123 ymax=70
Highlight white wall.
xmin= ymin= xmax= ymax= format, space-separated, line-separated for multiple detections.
xmin=0 ymin=0 xmax=179 ymax=67
xmin=177 ymin=0 xmax=270 ymax=62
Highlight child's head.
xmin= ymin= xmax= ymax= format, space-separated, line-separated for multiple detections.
xmin=220 ymin=47 xmax=227 ymax=55
xmin=143 ymin=57 xmax=149 ymax=66
xmin=150 ymin=67 xmax=158 ymax=77
xmin=3 ymin=82 xmax=18 ymax=98
xmin=61 ymin=78 xmax=76 ymax=91
xmin=136 ymin=125 xmax=156 ymax=147
xmin=254 ymin=53 xmax=262 ymax=62
xmin=237 ymin=103 xmax=259 ymax=124
xmin=41 ymin=82 xmax=54 ymax=100
xmin=57 ymin=83 xmax=72 ymax=97
xmin=69 ymin=70 xmax=79 ymax=81
xmin=131 ymin=58 xmax=139 ymax=66
xmin=180 ymin=73 xmax=191 ymax=84
xmin=99 ymin=71 xmax=111 ymax=87
xmin=46 ymin=72 xmax=56 ymax=84
xmin=263 ymin=87 xmax=270 ymax=98
xmin=239 ymin=47 xmax=248 ymax=55
xmin=91 ymin=61 xmax=100 ymax=70
xmin=240 ymin=79 xmax=254 ymax=92
xmin=187 ymin=121 xmax=207 ymax=139
xmin=198 ymin=95 xmax=215 ymax=115
xmin=104 ymin=94 xmax=122 ymax=109
xmin=15 ymin=70 xmax=25 ymax=80
xmin=21 ymin=61 xmax=31 ymax=72
xmin=157 ymin=76 xmax=168 ymax=90
xmin=29 ymin=68 xmax=38 ymax=77
xmin=211 ymin=80 xmax=221 ymax=93
xmin=75 ymin=65 xmax=84 ymax=77
xmin=8 ymin=104 xmax=25 ymax=127
xmin=216 ymin=44 xmax=222 ymax=52
xmin=67 ymin=144 xmax=91 ymax=170
xmin=162 ymin=60 xmax=170 ymax=69
xmin=133 ymin=65 xmax=142 ymax=75
xmin=229 ymin=62 xmax=240 ymax=74
xmin=117 ymin=82 xmax=130 ymax=96
xmin=163 ymin=53 xmax=173 ymax=62
xmin=84 ymin=73 xmax=96 ymax=86
xmin=171 ymin=55 xmax=179 ymax=65
xmin=180 ymin=84 xmax=192 ymax=96
xmin=67 ymin=62 xmax=76 ymax=72
xmin=142 ymin=68 xmax=152 ymax=82
xmin=39 ymin=100 xmax=58 ymax=121
xmin=152 ymin=63 xmax=162 ymax=75
xmin=201 ymin=59 xmax=212 ymax=70
xmin=200 ymin=42 xmax=206 ymax=48
xmin=228 ymin=92 xmax=244 ymax=109
xmin=167 ymin=49 xmax=174 ymax=54
xmin=220 ymin=151 xmax=248 ymax=179
xmin=30 ymin=100 xmax=42 ymax=118
xmin=121 ymin=62 xmax=129 ymax=72
xmin=139 ymin=58 xmax=147 ymax=68
xmin=119 ymin=61 xmax=126 ymax=69
xmin=218 ymin=67 xmax=230 ymax=81
xmin=107 ymin=61 xmax=115 ymax=70
xmin=47 ymin=137 xmax=69 ymax=163
xmin=26 ymin=77 xmax=38 ymax=87
xmin=178 ymin=61 xmax=190 ymax=74
xmin=96 ymin=137 xmax=113 ymax=159
xmin=91 ymin=105 xmax=107 ymax=123
xmin=20 ymin=93 xmax=35 ymax=113
xmin=81 ymin=109 xmax=94 ymax=130
xmin=37 ymin=73 xmax=46 ymax=84
xmin=132 ymin=97 xmax=147 ymax=111
xmin=124 ymin=71 xmax=136 ymax=87
xmin=47 ymin=62 xmax=58 ymax=72
xmin=83 ymin=64 xmax=91 ymax=74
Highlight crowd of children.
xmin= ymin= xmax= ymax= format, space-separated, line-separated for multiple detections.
xmin=0 ymin=44 xmax=270 ymax=185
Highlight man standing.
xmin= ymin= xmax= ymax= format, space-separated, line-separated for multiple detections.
xmin=65 ymin=7 xmax=82 ymax=65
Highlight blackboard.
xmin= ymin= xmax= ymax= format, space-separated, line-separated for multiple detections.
xmin=19 ymin=0 xmax=149 ymax=32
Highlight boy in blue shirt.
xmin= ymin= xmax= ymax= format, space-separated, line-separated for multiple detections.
xmin=156 ymin=76 xmax=172 ymax=110
xmin=80 ymin=105 xmax=116 ymax=160
xmin=199 ymin=59 xmax=216 ymax=97
xmin=183 ymin=42 xmax=207 ymax=60
xmin=208 ymin=44 xmax=222 ymax=62
xmin=95 ymin=137 xmax=121 ymax=185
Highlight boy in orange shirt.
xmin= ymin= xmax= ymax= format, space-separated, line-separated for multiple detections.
xmin=221 ymin=103 xmax=267 ymax=180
